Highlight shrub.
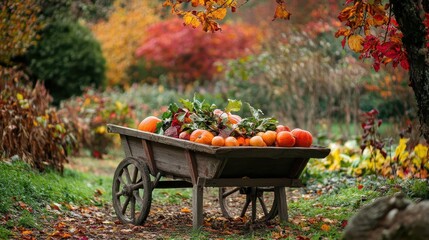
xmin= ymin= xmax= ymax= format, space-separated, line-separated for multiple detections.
xmin=0 ymin=67 xmax=77 ymax=172
xmin=26 ymin=21 xmax=106 ymax=105
xmin=59 ymin=88 xmax=137 ymax=158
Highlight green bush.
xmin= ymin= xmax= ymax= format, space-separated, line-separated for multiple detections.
xmin=26 ymin=21 xmax=106 ymax=104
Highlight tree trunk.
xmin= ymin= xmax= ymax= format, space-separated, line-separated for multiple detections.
xmin=391 ymin=0 xmax=429 ymax=143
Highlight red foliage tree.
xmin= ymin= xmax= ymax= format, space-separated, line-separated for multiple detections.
xmin=135 ymin=18 xmax=262 ymax=84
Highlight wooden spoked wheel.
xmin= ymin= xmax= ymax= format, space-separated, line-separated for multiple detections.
xmin=112 ymin=157 xmax=152 ymax=225
xmin=219 ymin=187 xmax=278 ymax=222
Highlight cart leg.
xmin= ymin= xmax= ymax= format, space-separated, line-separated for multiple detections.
xmin=275 ymin=187 xmax=288 ymax=223
xmin=192 ymin=182 xmax=204 ymax=230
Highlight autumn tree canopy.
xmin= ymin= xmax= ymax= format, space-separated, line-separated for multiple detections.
xmin=0 ymin=0 xmax=42 ymax=66
xmin=135 ymin=18 xmax=262 ymax=84
xmin=163 ymin=0 xmax=429 ymax=143
xmin=91 ymin=0 xmax=159 ymax=87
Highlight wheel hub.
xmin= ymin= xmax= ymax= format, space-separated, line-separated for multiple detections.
xmin=122 ymin=184 xmax=133 ymax=196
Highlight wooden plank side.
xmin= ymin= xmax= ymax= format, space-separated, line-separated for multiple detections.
xmin=218 ymin=157 xmax=296 ymax=178
xmin=214 ymin=147 xmax=331 ymax=159
xmin=142 ymin=140 xmax=158 ymax=175
xmin=185 ymin=150 xmax=198 ymax=185
xmin=108 ymin=124 xmax=217 ymax=155
xmin=203 ymin=178 xmax=302 ymax=187
xmin=120 ymin=135 xmax=132 ymax=157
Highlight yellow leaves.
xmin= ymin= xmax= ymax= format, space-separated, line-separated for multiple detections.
xmin=183 ymin=12 xmax=201 ymax=28
xmin=191 ymin=0 xmax=205 ymax=7
xmin=209 ymin=7 xmax=227 ymax=20
xmin=394 ymin=138 xmax=409 ymax=162
xmin=348 ymin=34 xmax=364 ymax=52
xmin=91 ymin=0 xmax=159 ymax=86
xmin=273 ymin=1 xmax=291 ymax=21
xmin=16 ymin=93 xmax=24 ymax=100
xmin=414 ymin=144 xmax=428 ymax=160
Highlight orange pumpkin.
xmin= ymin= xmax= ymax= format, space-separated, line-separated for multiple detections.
xmin=211 ymin=136 xmax=225 ymax=146
xmin=249 ymin=136 xmax=267 ymax=147
xmin=262 ymin=130 xmax=277 ymax=146
xmin=276 ymin=131 xmax=295 ymax=147
xmin=291 ymin=129 xmax=313 ymax=147
xmin=190 ymin=130 xmax=214 ymax=145
xmin=138 ymin=116 xmax=161 ymax=133
xmin=225 ymin=136 xmax=239 ymax=146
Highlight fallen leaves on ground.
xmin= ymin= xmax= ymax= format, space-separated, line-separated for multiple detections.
xmin=2 ymin=188 xmax=345 ymax=240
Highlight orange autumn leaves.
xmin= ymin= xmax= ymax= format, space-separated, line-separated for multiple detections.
xmin=163 ymin=0 xmax=291 ymax=32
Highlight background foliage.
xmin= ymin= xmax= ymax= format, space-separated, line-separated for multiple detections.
xmin=26 ymin=21 xmax=106 ymax=105
xmin=0 ymin=67 xmax=77 ymax=172
xmin=0 ymin=0 xmax=42 ymax=66
xmin=91 ymin=0 xmax=159 ymax=87
xmin=134 ymin=18 xmax=262 ymax=87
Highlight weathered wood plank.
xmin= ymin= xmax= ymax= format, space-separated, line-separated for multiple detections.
xmin=185 ymin=150 xmax=198 ymax=185
xmin=154 ymin=180 xmax=193 ymax=189
xmin=203 ymin=178 xmax=302 ymax=187
xmin=192 ymin=179 xmax=204 ymax=230
xmin=142 ymin=140 xmax=157 ymax=175
xmin=275 ymin=187 xmax=288 ymax=222
xmin=120 ymin=135 xmax=132 ymax=157
xmin=108 ymin=124 xmax=217 ymax=154
xmin=214 ymin=147 xmax=330 ymax=159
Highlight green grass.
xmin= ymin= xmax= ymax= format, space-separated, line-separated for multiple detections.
xmin=0 ymin=160 xmax=111 ymax=232
xmin=0 ymin=226 xmax=12 ymax=240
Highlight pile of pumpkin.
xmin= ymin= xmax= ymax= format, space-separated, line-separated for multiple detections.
xmin=137 ymin=98 xmax=312 ymax=147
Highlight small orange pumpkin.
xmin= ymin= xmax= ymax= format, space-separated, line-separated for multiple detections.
xmin=138 ymin=116 xmax=161 ymax=133
xmin=190 ymin=130 xmax=214 ymax=145
xmin=262 ymin=130 xmax=277 ymax=146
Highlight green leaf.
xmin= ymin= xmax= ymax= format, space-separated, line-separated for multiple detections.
xmin=179 ymin=98 xmax=193 ymax=111
xmin=176 ymin=112 xmax=186 ymax=122
xmin=225 ymin=99 xmax=242 ymax=113
xmin=168 ymin=103 xmax=179 ymax=113
xmin=247 ymin=103 xmax=263 ymax=119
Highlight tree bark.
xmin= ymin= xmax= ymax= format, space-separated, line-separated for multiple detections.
xmin=391 ymin=0 xmax=429 ymax=143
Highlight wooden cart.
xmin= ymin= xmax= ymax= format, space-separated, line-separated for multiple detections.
xmin=107 ymin=124 xmax=330 ymax=230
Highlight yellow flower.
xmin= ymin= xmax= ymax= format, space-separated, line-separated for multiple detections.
xmin=95 ymin=126 xmax=106 ymax=134
xmin=115 ymin=101 xmax=123 ymax=110
xmin=414 ymin=144 xmax=428 ymax=160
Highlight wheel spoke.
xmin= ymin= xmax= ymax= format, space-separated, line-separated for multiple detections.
xmin=117 ymin=175 xmax=125 ymax=185
xmin=251 ymin=193 xmax=257 ymax=222
xmin=124 ymin=167 xmax=132 ymax=184
xmin=240 ymin=196 xmax=251 ymax=217
xmin=116 ymin=191 xmax=124 ymax=197
xmin=133 ymin=191 xmax=143 ymax=207
xmin=258 ymin=195 xmax=269 ymax=216
xmin=122 ymin=196 xmax=130 ymax=215
xmin=131 ymin=181 xmax=144 ymax=191
xmin=222 ymin=187 xmax=240 ymax=198
xmin=130 ymin=196 xmax=136 ymax=221
xmin=132 ymin=166 xmax=138 ymax=183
